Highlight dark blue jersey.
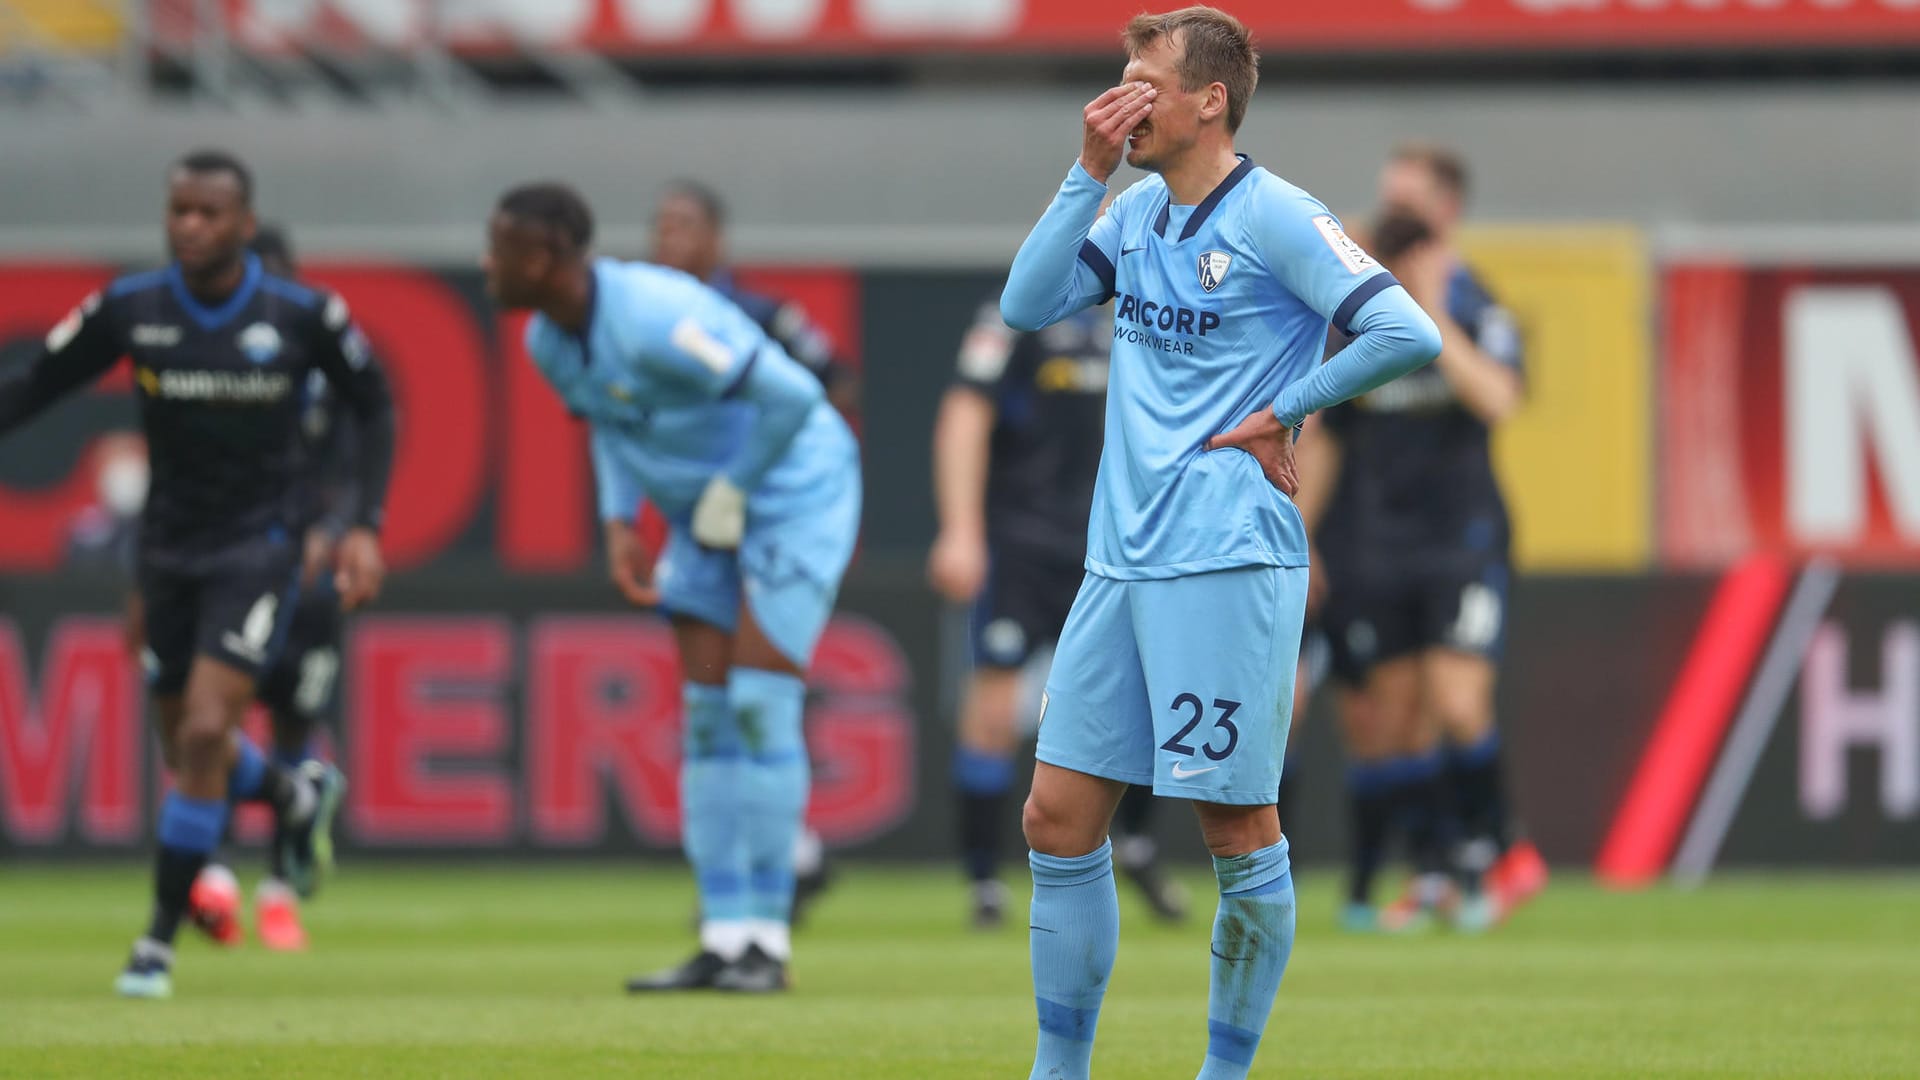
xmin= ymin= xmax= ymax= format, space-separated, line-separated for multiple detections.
xmin=706 ymin=269 xmax=840 ymax=388
xmin=0 ymin=255 xmax=394 ymax=568
xmin=1321 ymin=262 xmax=1523 ymax=555
xmin=954 ymin=300 xmax=1109 ymax=560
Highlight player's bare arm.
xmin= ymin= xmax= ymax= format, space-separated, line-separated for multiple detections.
xmin=1403 ymin=242 xmax=1521 ymax=424
xmin=604 ymin=518 xmax=660 ymax=607
xmin=926 ymin=387 xmax=997 ymax=604
xmin=1291 ymin=418 xmax=1342 ymax=613
xmin=1079 ymin=82 xmax=1156 ymax=184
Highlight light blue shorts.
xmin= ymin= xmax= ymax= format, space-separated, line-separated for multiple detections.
xmin=654 ymin=476 xmax=861 ymax=668
xmin=1036 ymin=564 xmax=1308 ymax=805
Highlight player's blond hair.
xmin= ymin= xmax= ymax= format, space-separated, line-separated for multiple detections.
xmin=1122 ymin=7 xmax=1260 ymax=134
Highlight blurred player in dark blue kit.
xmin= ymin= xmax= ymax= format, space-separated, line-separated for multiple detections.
xmin=0 ymin=152 xmax=396 ymax=997
xmin=1304 ymin=144 xmax=1547 ymax=933
xmin=185 ymin=225 xmax=363 ymax=953
xmin=652 ymin=180 xmax=858 ymax=415
xmin=650 ymin=178 xmax=853 ymax=920
xmin=928 ymin=297 xmax=1188 ymax=928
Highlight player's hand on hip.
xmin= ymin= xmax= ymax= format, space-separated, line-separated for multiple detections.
xmin=604 ymin=518 xmax=660 ymax=607
xmin=1079 ymin=82 xmax=1156 ymax=184
xmin=334 ymin=527 xmax=386 ymax=611
xmin=927 ymin=528 xmax=989 ymax=605
xmin=1208 ymin=410 xmax=1300 ymax=497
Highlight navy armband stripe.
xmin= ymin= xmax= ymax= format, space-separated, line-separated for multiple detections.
xmin=1078 ymin=240 xmax=1117 ymax=302
xmin=1332 ymin=271 xmax=1399 ymax=337
xmin=721 ymin=347 xmax=762 ymax=399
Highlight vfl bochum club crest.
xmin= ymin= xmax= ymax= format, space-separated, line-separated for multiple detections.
xmin=1198 ymin=251 xmax=1232 ymax=293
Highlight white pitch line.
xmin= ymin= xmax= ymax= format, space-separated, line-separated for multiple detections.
xmin=1670 ymin=559 xmax=1842 ymax=887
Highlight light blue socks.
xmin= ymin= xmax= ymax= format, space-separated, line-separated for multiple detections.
xmin=1028 ymin=839 xmax=1120 ymax=1080
xmin=1199 ymin=838 xmax=1296 ymax=1080
xmin=681 ymin=682 xmax=750 ymax=958
xmin=730 ymin=667 xmax=810 ymax=961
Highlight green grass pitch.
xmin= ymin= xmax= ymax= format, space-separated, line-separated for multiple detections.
xmin=3 ymin=863 xmax=1915 ymax=1078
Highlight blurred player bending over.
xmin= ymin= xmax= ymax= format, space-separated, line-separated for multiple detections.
xmin=1307 ymin=146 xmax=1547 ymax=933
xmin=1000 ymin=9 xmax=1438 ymax=1078
xmin=485 ymin=182 xmax=860 ymax=994
xmin=928 ymin=294 xmax=1187 ymax=929
xmin=185 ymin=226 xmax=364 ymax=952
xmin=0 ymin=151 xmax=394 ymax=998
xmin=652 ymin=179 xmax=847 ymax=918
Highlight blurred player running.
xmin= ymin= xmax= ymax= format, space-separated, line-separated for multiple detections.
xmin=928 ymin=298 xmax=1187 ymax=929
xmin=1312 ymin=146 xmax=1547 ymax=934
xmin=999 ymin=9 xmax=1439 ymax=1078
xmin=651 ymin=179 xmax=849 ymax=919
xmin=0 ymin=151 xmax=394 ymax=998
xmin=186 ymin=226 xmax=363 ymax=952
xmin=485 ymin=183 xmax=860 ymax=994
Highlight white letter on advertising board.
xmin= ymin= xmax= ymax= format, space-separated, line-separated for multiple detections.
xmin=1799 ymin=621 xmax=1919 ymax=821
xmin=1785 ymin=287 xmax=1920 ymax=544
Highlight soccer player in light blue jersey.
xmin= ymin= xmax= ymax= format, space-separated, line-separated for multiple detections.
xmin=483 ymin=183 xmax=861 ymax=994
xmin=998 ymin=8 xmax=1441 ymax=1078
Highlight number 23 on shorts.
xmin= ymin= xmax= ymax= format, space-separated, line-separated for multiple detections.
xmin=1160 ymin=692 xmax=1240 ymax=761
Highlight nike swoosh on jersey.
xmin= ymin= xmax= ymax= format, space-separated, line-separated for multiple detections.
xmin=1170 ymin=763 xmax=1218 ymax=779
xmin=1120 ymin=246 xmax=1147 ymax=257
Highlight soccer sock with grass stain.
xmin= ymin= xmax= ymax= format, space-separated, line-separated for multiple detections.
xmin=1198 ymin=838 xmax=1297 ymax=1080
xmin=681 ymin=681 xmax=751 ymax=960
xmin=955 ymin=747 xmax=1015 ymax=883
xmin=146 ymin=792 xmax=229 ymax=947
xmin=732 ymin=667 xmax=810 ymax=961
xmin=1028 ymin=839 xmax=1119 ymax=1080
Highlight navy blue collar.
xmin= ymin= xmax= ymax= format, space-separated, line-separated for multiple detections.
xmin=1153 ymin=155 xmax=1256 ymax=242
xmin=570 ymin=263 xmax=603 ymax=368
xmin=166 ymin=253 xmax=262 ymax=332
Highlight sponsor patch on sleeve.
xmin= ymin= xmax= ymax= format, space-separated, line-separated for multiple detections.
xmin=957 ymin=318 xmax=1014 ymax=383
xmin=45 ymin=294 xmax=96 ymax=353
xmin=1313 ymin=215 xmax=1378 ymax=276
xmin=670 ymin=316 xmax=738 ymax=378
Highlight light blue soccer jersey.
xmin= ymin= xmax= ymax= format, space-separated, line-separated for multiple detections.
xmin=524 ymin=258 xmax=858 ymax=527
xmin=1002 ymin=158 xmax=1436 ymax=581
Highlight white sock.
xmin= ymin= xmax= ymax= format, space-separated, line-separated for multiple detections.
xmin=745 ymin=918 xmax=792 ymax=962
xmin=699 ymin=920 xmax=751 ymax=962
xmin=256 ymin=878 xmax=297 ymax=905
xmin=792 ymin=829 xmax=824 ymax=877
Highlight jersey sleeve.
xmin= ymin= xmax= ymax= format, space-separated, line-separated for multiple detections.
xmin=767 ymin=301 xmax=841 ymax=387
xmin=1250 ymin=189 xmax=1400 ymax=337
xmin=952 ymin=301 xmax=1019 ymax=398
xmin=1472 ymin=301 xmax=1525 ymax=377
xmin=645 ymin=312 xmax=759 ymax=402
xmin=1000 ymin=162 xmax=1121 ymax=331
xmin=591 ymin=426 xmax=646 ymax=523
xmin=305 ymin=293 xmax=396 ymax=534
xmin=0 ymin=290 xmax=125 ymax=436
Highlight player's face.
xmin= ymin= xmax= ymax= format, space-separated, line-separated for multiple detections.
xmin=165 ymin=170 xmax=255 ymax=279
xmin=652 ymin=194 xmax=718 ymax=278
xmin=1378 ymin=161 xmax=1456 ymax=229
xmin=482 ymin=212 xmax=554 ymax=308
xmin=1121 ymin=34 xmax=1211 ymax=173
